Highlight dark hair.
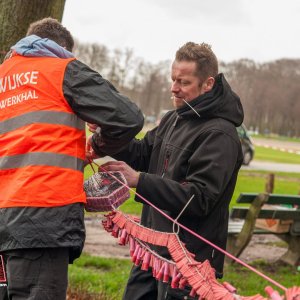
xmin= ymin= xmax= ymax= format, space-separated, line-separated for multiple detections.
xmin=175 ymin=42 xmax=218 ymax=81
xmin=27 ymin=17 xmax=74 ymax=52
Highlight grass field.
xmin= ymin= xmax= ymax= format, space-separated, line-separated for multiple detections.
xmin=68 ymin=255 xmax=132 ymax=299
xmin=254 ymin=146 xmax=300 ymax=164
xmin=69 ymin=254 xmax=300 ymax=299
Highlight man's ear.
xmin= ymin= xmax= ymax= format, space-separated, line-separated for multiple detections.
xmin=202 ymin=77 xmax=215 ymax=92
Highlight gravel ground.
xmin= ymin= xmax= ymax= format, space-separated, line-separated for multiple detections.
xmin=83 ymin=217 xmax=287 ymax=263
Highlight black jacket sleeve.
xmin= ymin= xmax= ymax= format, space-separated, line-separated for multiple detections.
xmin=112 ymin=128 xmax=157 ymax=172
xmin=63 ymin=59 xmax=144 ymax=156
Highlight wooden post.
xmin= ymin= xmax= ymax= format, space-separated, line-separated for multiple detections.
xmin=226 ymin=193 xmax=269 ymax=263
xmin=279 ymin=235 xmax=300 ymax=266
xmin=265 ymin=173 xmax=275 ymax=193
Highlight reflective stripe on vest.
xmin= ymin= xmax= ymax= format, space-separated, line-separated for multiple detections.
xmin=0 ymin=55 xmax=86 ymax=208
xmin=0 ymin=152 xmax=84 ymax=171
xmin=0 ymin=110 xmax=85 ymax=135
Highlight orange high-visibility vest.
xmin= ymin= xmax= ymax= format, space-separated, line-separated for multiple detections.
xmin=0 ymin=55 xmax=86 ymax=207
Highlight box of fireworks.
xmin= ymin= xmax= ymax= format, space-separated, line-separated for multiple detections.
xmin=84 ymin=171 xmax=130 ymax=212
xmin=255 ymin=218 xmax=292 ymax=233
xmin=255 ymin=205 xmax=293 ymax=233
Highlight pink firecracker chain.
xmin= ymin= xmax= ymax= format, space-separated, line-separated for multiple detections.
xmin=0 ymin=255 xmax=6 ymax=283
xmin=91 ymin=162 xmax=299 ymax=299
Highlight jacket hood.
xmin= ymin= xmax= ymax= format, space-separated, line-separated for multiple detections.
xmin=177 ymin=73 xmax=244 ymax=127
xmin=11 ymin=35 xmax=74 ymax=59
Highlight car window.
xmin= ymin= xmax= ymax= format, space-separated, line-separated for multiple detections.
xmin=237 ymin=126 xmax=246 ymax=138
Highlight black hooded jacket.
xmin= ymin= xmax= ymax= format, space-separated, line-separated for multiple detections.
xmin=96 ymin=73 xmax=244 ymax=277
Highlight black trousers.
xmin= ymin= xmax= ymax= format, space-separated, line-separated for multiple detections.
xmin=0 ymin=248 xmax=69 ymax=300
xmin=122 ymin=265 xmax=197 ymax=300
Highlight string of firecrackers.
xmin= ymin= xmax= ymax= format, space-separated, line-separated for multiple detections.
xmin=0 ymin=254 xmax=7 ymax=283
xmin=102 ymin=211 xmax=300 ymax=300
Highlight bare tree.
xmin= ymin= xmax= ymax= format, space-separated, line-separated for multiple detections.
xmin=72 ymin=40 xmax=300 ymax=136
xmin=73 ymin=41 xmax=109 ymax=74
xmin=0 ymin=0 xmax=66 ymax=62
xmin=139 ymin=61 xmax=172 ymax=116
xmin=223 ymin=58 xmax=300 ymax=136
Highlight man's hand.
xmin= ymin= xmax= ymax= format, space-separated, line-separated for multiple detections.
xmin=87 ymin=123 xmax=99 ymax=133
xmin=86 ymin=135 xmax=99 ymax=161
xmin=100 ymin=161 xmax=140 ymax=188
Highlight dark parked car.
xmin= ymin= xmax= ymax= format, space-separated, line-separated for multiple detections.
xmin=237 ymin=124 xmax=255 ymax=165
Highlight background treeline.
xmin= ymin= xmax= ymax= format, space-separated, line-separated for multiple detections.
xmin=1 ymin=1 xmax=299 ymax=136
xmin=74 ymin=41 xmax=300 ymax=137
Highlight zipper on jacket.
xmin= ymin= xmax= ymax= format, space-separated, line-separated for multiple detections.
xmin=212 ymin=249 xmax=215 ymax=259
xmin=161 ymin=150 xmax=171 ymax=178
xmin=173 ymin=116 xmax=179 ymax=127
xmin=161 ymin=115 xmax=178 ymax=178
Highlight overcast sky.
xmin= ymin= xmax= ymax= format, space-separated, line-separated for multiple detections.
xmin=62 ymin=0 xmax=300 ymax=64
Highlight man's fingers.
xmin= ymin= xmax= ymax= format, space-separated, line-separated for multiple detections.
xmin=87 ymin=123 xmax=98 ymax=133
xmin=100 ymin=165 xmax=118 ymax=172
xmin=99 ymin=161 xmax=126 ymax=172
xmin=101 ymin=161 xmax=124 ymax=167
xmin=98 ymin=161 xmax=139 ymax=187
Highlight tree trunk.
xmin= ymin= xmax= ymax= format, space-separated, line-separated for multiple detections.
xmin=0 ymin=0 xmax=66 ymax=62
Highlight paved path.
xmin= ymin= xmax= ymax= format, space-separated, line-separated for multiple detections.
xmin=242 ymin=160 xmax=300 ymax=173
xmin=252 ymin=137 xmax=300 ymax=153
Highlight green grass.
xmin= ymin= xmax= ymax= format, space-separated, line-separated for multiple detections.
xmin=135 ymin=131 xmax=145 ymax=140
xmin=230 ymin=170 xmax=300 ymax=208
xmin=222 ymin=260 xmax=300 ymax=297
xmin=254 ymin=146 xmax=300 ymax=164
xmin=69 ymin=254 xmax=300 ymax=299
xmin=69 ymin=254 xmax=132 ymax=299
xmin=118 ymin=191 xmax=142 ymax=215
